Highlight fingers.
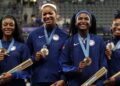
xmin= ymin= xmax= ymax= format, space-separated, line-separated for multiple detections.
xmin=0 ymin=53 xmax=5 ymax=61
xmin=50 ymin=83 xmax=56 ymax=86
xmin=0 ymin=73 xmax=12 ymax=84
xmin=78 ymin=61 xmax=87 ymax=72
xmin=79 ymin=61 xmax=86 ymax=69
xmin=56 ymin=80 xmax=65 ymax=86
xmin=105 ymin=48 xmax=112 ymax=59
xmin=90 ymin=85 xmax=96 ymax=86
xmin=35 ymin=50 xmax=46 ymax=61
xmin=104 ymin=78 xmax=116 ymax=86
xmin=0 ymin=73 xmax=12 ymax=79
xmin=51 ymin=80 xmax=65 ymax=86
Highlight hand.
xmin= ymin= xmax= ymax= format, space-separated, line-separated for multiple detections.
xmin=51 ymin=80 xmax=65 ymax=86
xmin=0 ymin=73 xmax=12 ymax=80
xmin=0 ymin=72 xmax=12 ymax=84
xmin=104 ymin=78 xmax=116 ymax=86
xmin=35 ymin=51 xmax=45 ymax=61
xmin=0 ymin=52 xmax=5 ymax=61
xmin=78 ymin=61 xmax=87 ymax=72
xmin=89 ymin=84 xmax=96 ymax=86
xmin=105 ymin=48 xmax=112 ymax=60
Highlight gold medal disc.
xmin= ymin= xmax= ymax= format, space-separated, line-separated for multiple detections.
xmin=83 ymin=57 xmax=92 ymax=66
xmin=40 ymin=48 xmax=49 ymax=56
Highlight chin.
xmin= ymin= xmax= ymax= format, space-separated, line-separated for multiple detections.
xmin=79 ymin=28 xmax=88 ymax=31
xmin=46 ymin=23 xmax=55 ymax=27
xmin=5 ymin=33 xmax=12 ymax=36
xmin=46 ymin=23 xmax=52 ymax=25
xmin=116 ymin=35 xmax=120 ymax=36
xmin=114 ymin=34 xmax=120 ymax=37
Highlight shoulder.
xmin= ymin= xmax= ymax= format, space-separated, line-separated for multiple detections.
xmin=65 ymin=34 xmax=77 ymax=44
xmin=27 ymin=26 xmax=44 ymax=40
xmin=56 ymin=27 xmax=68 ymax=37
xmin=14 ymin=41 xmax=28 ymax=48
xmin=28 ymin=26 xmax=44 ymax=37
xmin=90 ymin=34 xmax=104 ymax=41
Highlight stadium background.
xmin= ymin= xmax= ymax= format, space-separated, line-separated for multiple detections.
xmin=0 ymin=0 xmax=119 ymax=85
xmin=0 ymin=0 xmax=119 ymax=41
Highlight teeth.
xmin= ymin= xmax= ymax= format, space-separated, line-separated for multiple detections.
xmin=116 ymin=30 xmax=120 ymax=32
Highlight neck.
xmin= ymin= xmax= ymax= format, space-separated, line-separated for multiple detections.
xmin=3 ymin=35 xmax=13 ymax=41
xmin=45 ymin=24 xmax=56 ymax=32
xmin=78 ymin=30 xmax=88 ymax=38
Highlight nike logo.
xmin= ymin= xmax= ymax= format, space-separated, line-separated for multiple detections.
xmin=38 ymin=35 xmax=44 ymax=38
xmin=73 ymin=43 xmax=79 ymax=46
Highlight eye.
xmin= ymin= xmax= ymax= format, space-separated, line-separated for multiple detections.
xmin=84 ymin=17 xmax=89 ymax=21
xmin=43 ymin=13 xmax=47 ymax=16
xmin=3 ymin=23 xmax=8 ymax=26
xmin=114 ymin=23 xmax=120 ymax=27
xmin=49 ymin=12 xmax=53 ymax=15
xmin=9 ymin=23 xmax=14 ymax=27
xmin=2 ymin=22 xmax=14 ymax=27
xmin=78 ymin=17 xmax=83 ymax=20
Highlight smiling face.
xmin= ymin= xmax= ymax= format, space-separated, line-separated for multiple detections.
xmin=1 ymin=18 xmax=15 ymax=37
xmin=112 ymin=19 xmax=120 ymax=37
xmin=76 ymin=13 xmax=91 ymax=31
xmin=41 ymin=6 xmax=57 ymax=27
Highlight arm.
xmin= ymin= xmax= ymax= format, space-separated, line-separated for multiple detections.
xmin=26 ymin=33 xmax=36 ymax=62
xmin=59 ymin=38 xmax=80 ymax=76
xmin=26 ymin=33 xmax=45 ymax=62
xmin=12 ymin=44 xmax=31 ymax=79
xmin=0 ymin=44 xmax=32 ymax=82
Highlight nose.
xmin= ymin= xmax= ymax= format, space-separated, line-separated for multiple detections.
xmin=6 ymin=25 xmax=12 ymax=28
xmin=81 ymin=19 xmax=86 ymax=22
xmin=115 ymin=25 xmax=120 ymax=29
xmin=46 ymin=14 xmax=50 ymax=18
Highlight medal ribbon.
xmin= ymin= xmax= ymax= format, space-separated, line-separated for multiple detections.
xmin=44 ymin=25 xmax=56 ymax=46
xmin=78 ymin=33 xmax=90 ymax=57
xmin=113 ymin=40 xmax=120 ymax=50
xmin=0 ymin=39 xmax=14 ymax=53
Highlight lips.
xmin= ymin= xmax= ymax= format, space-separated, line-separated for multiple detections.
xmin=115 ymin=31 xmax=120 ymax=34
xmin=81 ymin=24 xmax=86 ymax=27
xmin=45 ymin=20 xmax=52 ymax=23
xmin=3 ymin=28 xmax=13 ymax=35
xmin=78 ymin=23 xmax=87 ymax=29
xmin=114 ymin=29 xmax=120 ymax=33
xmin=44 ymin=16 xmax=54 ymax=22
xmin=45 ymin=19 xmax=53 ymax=24
xmin=77 ymin=22 xmax=87 ymax=26
xmin=4 ymin=28 xmax=13 ymax=32
xmin=4 ymin=30 xmax=12 ymax=34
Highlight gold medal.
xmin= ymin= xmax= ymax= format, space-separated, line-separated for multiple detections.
xmin=40 ymin=47 xmax=49 ymax=56
xmin=0 ymin=48 xmax=7 ymax=55
xmin=106 ymin=42 xmax=115 ymax=50
xmin=83 ymin=57 xmax=92 ymax=66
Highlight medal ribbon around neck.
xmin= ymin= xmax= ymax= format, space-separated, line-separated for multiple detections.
xmin=0 ymin=39 xmax=15 ymax=53
xmin=114 ymin=40 xmax=120 ymax=50
xmin=78 ymin=33 xmax=90 ymax=58
xmin=44 ymin=25 xmax=56 ymax=46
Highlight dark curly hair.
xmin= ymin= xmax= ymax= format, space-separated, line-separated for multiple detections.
xmin=0 ymin=15 xmax=24 ymax=43
xmin=69 ymin=10 xmax=97 ymax=36
xmin=114 ymin=10 xmax=120 ymax=19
